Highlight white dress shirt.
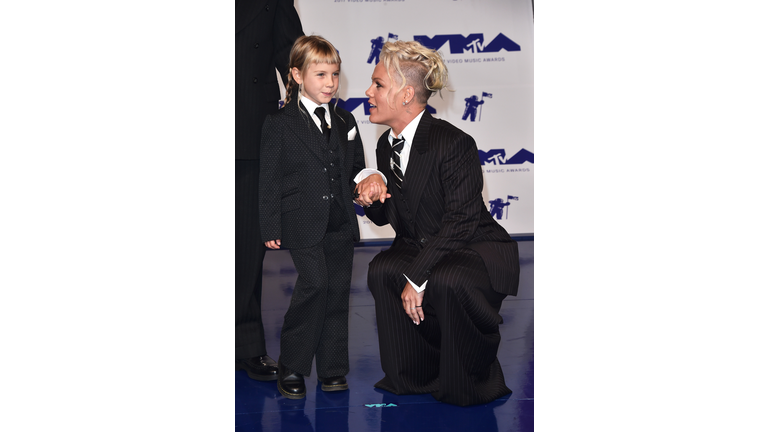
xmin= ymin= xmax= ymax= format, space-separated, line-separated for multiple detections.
xmin=299 ymin=95 xmax=331 ymax=133
xmin=354 ymin=110 xmax=429 ymax=293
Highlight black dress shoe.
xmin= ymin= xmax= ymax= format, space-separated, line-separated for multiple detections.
xmin=235 ymin=355 xmax=278 ymax=381
xmin=278 ymin=360 xmax=306 ymax=399
xmin=319 ymin=376 xmax=348 ymax=392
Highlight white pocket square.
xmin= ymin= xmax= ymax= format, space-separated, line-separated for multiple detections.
xmin=347 ymin=127 xmax=357 ymax=140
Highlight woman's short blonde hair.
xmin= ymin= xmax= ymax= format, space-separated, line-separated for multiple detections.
xmin=379 ymin=40 xmax=449 ymax=105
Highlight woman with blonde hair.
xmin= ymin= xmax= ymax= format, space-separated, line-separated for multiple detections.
xmin=355 ymin=40 xmax=520 ymax=407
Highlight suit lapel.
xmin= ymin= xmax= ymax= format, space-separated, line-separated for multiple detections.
xmin=376 ymin=132 xmax=400 ymax=232
xmin=236 ymin=0 xmax=269 ymax=34
xmin=328 ymin=105 xmax=346 ymax=167
xmin=403 ymin=112 xmax=435 ymax=219
xmin=283 ymin=100 xmax=328 ymax=163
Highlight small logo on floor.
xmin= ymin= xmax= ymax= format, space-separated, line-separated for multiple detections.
xmin=365 ymin=403 xmax=398 ymax=408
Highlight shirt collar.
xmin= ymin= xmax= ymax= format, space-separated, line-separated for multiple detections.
xmin=299 ymin=95 xmax=329 ymax=117
xmin=389 ymin=109 xmax=426 ymax=145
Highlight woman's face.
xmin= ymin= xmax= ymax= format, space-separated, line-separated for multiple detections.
xmin=364 ymin=61 xmax=404 ymax=128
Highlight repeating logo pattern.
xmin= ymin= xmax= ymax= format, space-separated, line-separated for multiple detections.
xmin=367 ymin=33 xmax=399 ymax=65
xmin=478 ymin=148 xmax=533 ymax=165
xmin=335 ymin=97 xmax=436 ymax=116
xmin=462 ymin=92 xmax=491 ymax=122
xmin=489 ymin=195 xmax=518 ymax=220
xmin=414 ymin=33 xmax=520 ymax=54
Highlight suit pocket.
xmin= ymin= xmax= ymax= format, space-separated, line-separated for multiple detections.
xmin=281 ymin=189 xmax=301 ymax=213
xmin=280 ymin=171 xmax=302 ymax=213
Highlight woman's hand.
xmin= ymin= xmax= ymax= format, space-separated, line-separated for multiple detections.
xmin=401 ymin=282 xmax=425 ymax=324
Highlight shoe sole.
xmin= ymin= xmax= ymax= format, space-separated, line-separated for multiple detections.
xmin=321 ymin=383 xmax=349 ymax=392
xmin=278 ymin=380 xmax=306 ymax=399
xmin=236 ymin=365 xmax=279 ymax=382
xmin=245 ymin=370 xmax=278 ymax=382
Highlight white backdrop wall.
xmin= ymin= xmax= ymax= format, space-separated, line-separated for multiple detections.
xmin=286 ymin=0 xmax=534 ymax=239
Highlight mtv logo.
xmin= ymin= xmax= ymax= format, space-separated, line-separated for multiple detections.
xmin=414 ymin=33 xmax=521 ymax=54
xmin=336 ymin=98 xmax=437 ymax=116
xmin=478 ymin=149 xmax=534 ymax=165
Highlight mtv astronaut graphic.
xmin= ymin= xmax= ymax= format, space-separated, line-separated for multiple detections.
xmin=462 ymin=92 xmax=492 ymax=122
xmin=367 ymin=33 xmax=399 ymax=65
xmin=489 ymin=196 xmax=518 ymax=220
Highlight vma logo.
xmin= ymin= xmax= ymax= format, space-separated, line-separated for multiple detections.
xmin=462 ymin=92 xmax=492 ymax=122
xmin=489 ymin=195 xmax=518 ymax=220
xmin=368 ymin=33 xmax=399 ymax=65
xmin=414 ymin=33 xmax=521 ymax=54
xmin=336 ymin=97 xmax=437 ymax=116
xmin=478 ymin=148 xmax=534 ymax=165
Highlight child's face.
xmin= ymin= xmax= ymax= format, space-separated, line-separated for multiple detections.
xmin=295 ymin=62 xmax=339 ymax=106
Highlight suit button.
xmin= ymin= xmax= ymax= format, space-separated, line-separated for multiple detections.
xmin=323 ymin=168 xmax=327 ymax=172
xmin=322 ymin=195 xmax=329 ymax=200
xmin=420 ymin=238 xmax=426 ymax=244
xmin=331 ymin=178 xmax=335 ymax=182
xmin=330 ymin=194 xmax=335 ymax=198
xmin=253 ymin=77 xmax=258 ymax=83
xmin=254 ymin=43 xmax=259 ymax=49
xmin=265 ymin=5 xmax=270 ymax=11
xmin=330 ymin=163 xmax=334 ymax=167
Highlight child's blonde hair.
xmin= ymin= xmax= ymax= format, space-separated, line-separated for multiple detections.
xmin=285 ymin=35 xmax=342 ymax=107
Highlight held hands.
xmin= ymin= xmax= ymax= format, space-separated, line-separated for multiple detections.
xmin=401 ymin=282 xmax=425 ymax=324
xmin=354 ymin=174 xmax=390 ymax=207
xmin=265 ymin=239 xmax=281 ymax=250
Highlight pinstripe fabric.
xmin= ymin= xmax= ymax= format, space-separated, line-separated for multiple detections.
xmin=235 ymin=160 xmax=268 ymax=359
xmin=365 ymin=112 xmax=520 ymax=296
xmin=235 ymin=0 xmax=303 ymax=360
xmin=236 ymin=0 xmax=303 ymax=159
xmin=368 ymin=243 xmax=511 ymax=406
xmin=364 ymin=112 xmax=519 ymax=406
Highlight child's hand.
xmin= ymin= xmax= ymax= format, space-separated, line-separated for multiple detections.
xmin=354 ymin=174 xmax=389 ymax=206
xmin=265 ymin=239 xmax=281 ymax=249
xmin=365 ymin=182 xmax=389 ymax=203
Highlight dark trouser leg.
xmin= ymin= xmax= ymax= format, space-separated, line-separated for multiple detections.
xmin=282 ymin=244 xmax=328 ymax=377
xmin=282 ymin=202 xmax=353 ymax=377
xmin=367 ymin=241 xmax=441 ymax=395
xmin=235 ymin=160 xmax=268 ymax=360
xmin=425 ymin=248 xmax=511 ymax=406
xmin=314 ymin=228 xmax=353 ymax=378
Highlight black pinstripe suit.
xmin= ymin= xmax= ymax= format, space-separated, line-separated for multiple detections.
xmin=364 ymin=112 xmax=520 ymax=406
xmin=235 ymin=0 xmax=303 ymax=361
xmin=260 ymin=97 xmax=366 ymax=378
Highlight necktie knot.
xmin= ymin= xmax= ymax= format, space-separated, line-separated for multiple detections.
xmin=314 ymin=107 xmax=331 ymax=142
xmin=391 ymin=137 xmax=405 ymax=151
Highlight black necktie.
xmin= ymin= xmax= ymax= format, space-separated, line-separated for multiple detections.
xmin=391 ymin=137 xmax=405 ymax=190
xmin=314 ymin=107 xmax=331 ymax=142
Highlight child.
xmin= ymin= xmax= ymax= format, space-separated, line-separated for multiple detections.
xmin=259 ymin=35 xmax=375 ymax=399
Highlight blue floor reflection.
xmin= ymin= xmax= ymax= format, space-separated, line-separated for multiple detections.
xmin=236 ymin=241 xmax=534 ymax=432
